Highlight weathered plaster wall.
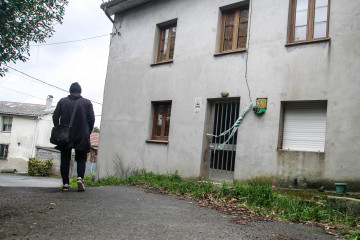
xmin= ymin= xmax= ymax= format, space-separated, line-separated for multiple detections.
xmin=98 ymin=0 xmax=360 ymax=190
xmin=36 ymin=114 xmax=54 ymax=148
xmin=0 ymin=114 xmax=54 ymax=172
xmin=0 ymin=116 xmax=37 ymax=172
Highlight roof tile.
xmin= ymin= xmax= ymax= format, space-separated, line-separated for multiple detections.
xmin=0 ymin=101 xmax=53 ymax=117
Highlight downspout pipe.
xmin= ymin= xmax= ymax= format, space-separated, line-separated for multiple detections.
xmin=31 ymin=116 xmax=40 ymax=158
xmin=103 ymin=7 xmax=121 ymax=36
xmin=103 ymin=7 xmax=114 ymax=24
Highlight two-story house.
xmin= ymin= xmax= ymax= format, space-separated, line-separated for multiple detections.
xmin=98 ymin=0 xmax=360 ymax=191
xmin=0 ymin=96 xmax=58 ymax=173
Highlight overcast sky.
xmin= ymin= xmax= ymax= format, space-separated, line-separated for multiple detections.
xmin=1 ymin=0 xmax=113 ymax=127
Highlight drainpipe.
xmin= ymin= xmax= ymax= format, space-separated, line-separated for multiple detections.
xmin=31 ymin=116 xmax=40 ymax=158
xmin=103 ymin=7 xmax=114 ymax=24
xmin=103 ymin=7 xmax=121 ymax=36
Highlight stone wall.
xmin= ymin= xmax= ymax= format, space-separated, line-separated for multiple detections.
xmin=35 ymin=147 xmax=60 ymax=176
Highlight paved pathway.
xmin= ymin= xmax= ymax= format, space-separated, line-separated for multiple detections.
xmin=0 ymin=174 xmax=342 ymax=240
xmin=0 ymin=173 xmax=62 ymax=188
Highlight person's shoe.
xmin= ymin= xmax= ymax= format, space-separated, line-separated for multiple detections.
xmin=62 ymin=184 xmax=69 ymax=191
xmin=77 ymin=177 xmax=85 ymax=192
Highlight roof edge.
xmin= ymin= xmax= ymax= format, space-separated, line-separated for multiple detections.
xmin=100 ymin=0 xmax=152 ymax=15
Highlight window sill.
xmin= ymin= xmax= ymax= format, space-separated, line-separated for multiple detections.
xmin=214 ymin=49 xmax=246 ymax=57
xmin=277 ymin=149 xmax=324 ymax=154
xmin=285 ymin=38 xmax=330 ymax=47
xmin=146 ymin=140 xmax=169 ymax=144
xmin=0 ymin=131 xmax=11 ymax=133
xmin=150 ymin=60 xmax=173 ymax=67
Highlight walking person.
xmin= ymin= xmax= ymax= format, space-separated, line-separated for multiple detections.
xmin=53 ymin=82 xmax=95 ymax=191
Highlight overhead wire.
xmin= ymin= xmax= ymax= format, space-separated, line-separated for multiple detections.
xmin=1 ymin=84 xmax=103 ymax=116
xmin=7 ymin=66 xmax=103 ymax=105
xmin=0 ymin=85 xmax=45 ymax=101
xmin=30 ymin=34 xmax=111 ymax=47
xmin=8 ymin=66 xmax=68 ymax=92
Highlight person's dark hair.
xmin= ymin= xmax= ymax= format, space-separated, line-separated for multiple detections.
xmin=69 ymin=82 xmax=82 ymax=93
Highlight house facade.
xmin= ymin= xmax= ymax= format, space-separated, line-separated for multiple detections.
xmin=0 ymin=96 xmax=57 ymax=173
xmin=98 ymin=0 xmax=360 ymax=191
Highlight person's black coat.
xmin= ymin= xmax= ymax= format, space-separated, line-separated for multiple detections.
xmin=52 ymin=93 xmax=95 ymax=152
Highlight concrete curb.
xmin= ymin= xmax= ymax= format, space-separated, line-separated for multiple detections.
xmin=328 ymin=196 xmax=360 ymax=217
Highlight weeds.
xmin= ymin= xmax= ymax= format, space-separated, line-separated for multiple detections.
xmin=68 ymin=170 xmax=359 ymax=236
xmin=346 ymin=232 xmax=360 ymax=240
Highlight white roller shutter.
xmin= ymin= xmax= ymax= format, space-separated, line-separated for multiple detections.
xmin=282 ymin=101 xmax=327 ymax=152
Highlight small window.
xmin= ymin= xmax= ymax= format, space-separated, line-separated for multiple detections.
xmin=157 ymin=23 xmax=177 ymax=63
xmin=278 ymin=101 xmax=327 ymax=152
xmin=151 ymin=102 xmax=172 ymax=141
xmin=219 ymin=5 xmax=249 ymax=53
xmin=0 ymin=144 xmax=9 ymax=159
xmin=288 ymin=0 xmax=329 ymax=43
xmin=2 ymin=116 xmax=12 ymax=132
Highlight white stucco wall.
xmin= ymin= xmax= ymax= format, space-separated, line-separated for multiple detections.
xmin=0 ymin=114 xmax=54 ymax=172
xmin=98 ymin=0 xmax=360 ymax=190
xmin=36 ymin=114 xmax=55 ymax=147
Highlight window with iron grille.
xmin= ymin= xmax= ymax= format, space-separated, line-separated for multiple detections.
xmin=0 ymin=144 xmax=9 ymax=159
xmin=157 ymin=23 xmax=177 ymax=63
xmin=151 ymin=102 xmax=171 ymax=141
xmin=2 ymin=116 xmax=12 ymax=132
xmin=219 ymin=5 xmax=249 ymax=53
xmin=288 ymin=0 xmax=329 ymax=43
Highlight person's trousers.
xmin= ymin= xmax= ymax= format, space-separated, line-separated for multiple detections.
xmin=60 ymin=149 xmax=87 ymax=185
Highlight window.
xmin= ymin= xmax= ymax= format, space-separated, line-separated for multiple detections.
xmin=2 ymin=116 xmax=12 ymax=132
xmin=278 ymin=101 xmax=327 ymax=152
xmin=289 ymin=0 xmax=329 ymax=43
xmin=0 ymin=144 xmax=9 ymax=159
xmin=151 ymin=102 xmax=172 ymax=141
xmin=157 ymin=23 xmax=177 ymax=63
xmin=219 ymin=5 xmax=249 ymax=52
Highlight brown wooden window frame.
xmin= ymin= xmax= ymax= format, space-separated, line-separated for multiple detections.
xmin=151 ymin=102 xmax=172 ymax=141
xmin=288 ymin=0 xmax=330 ymax=43
xmin=219 ymin=5 xmax=249 ymax=53
xmin=157 ymin=23 xmax=177 ymax=63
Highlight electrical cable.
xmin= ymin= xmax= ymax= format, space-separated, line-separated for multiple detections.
xmin=0 ymin=85 xmax=45 ymax=100
xmin=30 ymin=34 xmax=111 ymax=47
xmin=244 ymin=0 xmax=254 ymax=103
xmin=7 ymin=66 xmax=103 ymax=105
xmin=8 ymin=66 xmax=68 ymax=93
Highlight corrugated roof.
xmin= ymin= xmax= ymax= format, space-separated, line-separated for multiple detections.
xmin=0 ymin=101 xmax=54 ymax=117
xmin=100 ymin=0 xmax=152 ymax=15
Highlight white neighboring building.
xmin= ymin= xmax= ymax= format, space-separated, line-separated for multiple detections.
xmin=0 ymin=96 xmax=56 ymax=173
xmin=98 ymin=0 xmax=360 ymax=191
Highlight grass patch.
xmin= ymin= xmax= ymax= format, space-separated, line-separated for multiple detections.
xmin=70 ymin=170 xmax=359 ymax=237
xmin=346 ymin=232 xmax=360 ymax=240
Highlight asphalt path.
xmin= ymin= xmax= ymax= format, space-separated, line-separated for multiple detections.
xmin=0 ymin=174 xmax=342 ymax=240
xmin=0 ymin=173 xmax=61 ymax=188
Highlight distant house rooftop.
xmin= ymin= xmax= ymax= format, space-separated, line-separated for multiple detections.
xmin=0 ymin=101 xmax=53 ymax=117
xmin=90 ymin=133 xmax=100 ymax=148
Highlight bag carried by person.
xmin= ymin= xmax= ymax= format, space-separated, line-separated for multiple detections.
xmin=50 ymin=100 xmax=79 ymax=146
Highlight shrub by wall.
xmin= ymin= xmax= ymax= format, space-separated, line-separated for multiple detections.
xmin=28 ymin=158 xmax=53 ymax=176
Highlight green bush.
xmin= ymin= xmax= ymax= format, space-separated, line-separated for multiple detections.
xmin=28 ymin=158 xmax=53 ymax=176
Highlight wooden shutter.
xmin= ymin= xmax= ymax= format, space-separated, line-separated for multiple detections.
xmin=282 ymin=101 xmax=327 ymax=152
